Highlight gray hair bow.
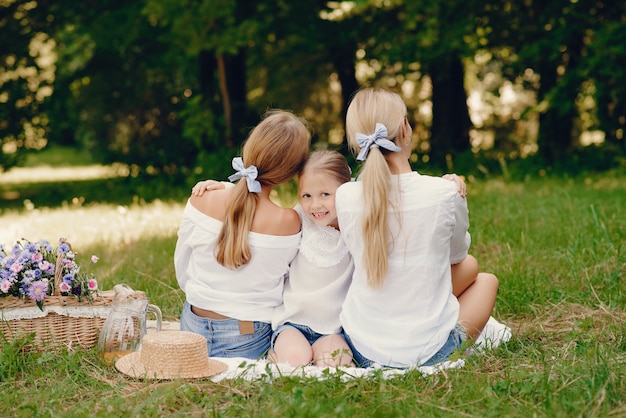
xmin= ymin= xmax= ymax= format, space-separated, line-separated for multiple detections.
xmin=228 ymin=157 xmax=262 ymax=193
xmin=355 ymin=123 xmax=402 ymax=161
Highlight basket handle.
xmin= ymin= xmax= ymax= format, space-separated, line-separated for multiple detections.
xmin=53 ymin=239 xmax=72 ymax=296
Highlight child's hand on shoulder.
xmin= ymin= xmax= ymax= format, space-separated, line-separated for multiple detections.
xmin=191 ymin=179 xmax=225 ymax=196
xmin=442 ymin=174 xmax=466 ymax=198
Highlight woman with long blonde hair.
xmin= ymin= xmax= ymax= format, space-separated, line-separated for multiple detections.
xmin=336 ymin=88 xmax=499 ymax=368
xmin=175 ymin=109 xmax=310 ymax=359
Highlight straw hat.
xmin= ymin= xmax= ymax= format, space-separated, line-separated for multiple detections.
xmin=115 ymin=331 xmax=228 ymax=379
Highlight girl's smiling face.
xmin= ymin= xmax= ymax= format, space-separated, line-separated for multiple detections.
xmin=298 ymin=172 xmax=342 ymax=229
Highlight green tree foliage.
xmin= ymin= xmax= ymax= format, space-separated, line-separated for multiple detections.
xmin=481 ymin=0 xmax=626 ymax=166
xmin=586 ymin=16 xmax=626 ymax=152
xmin=1 ymin=0 xmax=625 ymax=178
xmin=54 ymin=0 xmax=198 ymax=175
xmin=1 ymin=0 xmax=201 ymax=178
xmin=309 ymin=0 xmax=484 ymax=166
xmin=243 ymin=1 xmax=360 ymax=147
xmin=143 ymin=0 xmax=260 ymax=154
xmin=400 ymin=0 xmax=478 ymax=166
xmin=0 ymin=0 xmax=54 ymax=171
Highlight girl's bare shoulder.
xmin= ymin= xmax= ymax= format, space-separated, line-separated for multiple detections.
xmin=253 ymin=203 xmax=301 ymax=236
xmin=276 ymin=207 xmax=302 ymax=235
xmin=188 ymin=189 xmax=230 ymax=219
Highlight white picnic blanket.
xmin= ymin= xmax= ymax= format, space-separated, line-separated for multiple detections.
xmin=209 ymin=316 xmax=512 ymax=382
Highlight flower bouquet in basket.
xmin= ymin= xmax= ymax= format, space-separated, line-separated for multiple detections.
xmin=0 ymin=238 xmax=113 ymax=349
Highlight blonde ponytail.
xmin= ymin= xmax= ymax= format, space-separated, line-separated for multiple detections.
xmin=215 ymin=110 xmax=310 ymax=269
xmin=360 ymin=147 xmax=392 ymax=287
xmin=215 ymin=181 xmax=257 ymax=269
xmin=345 ymin=88 xmax=407 ymax=287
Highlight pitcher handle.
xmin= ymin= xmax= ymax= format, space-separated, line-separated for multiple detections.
xmin=146 ymin=304 xmax=163 ymax=332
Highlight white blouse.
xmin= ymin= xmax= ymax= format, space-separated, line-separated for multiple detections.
xmin=174 ymin=200 xmax=301 ymax=323
xmin=272 ymin=206 xmax=354 ymax=334
xmin=336 ymin=172 xmax=470 ymax=367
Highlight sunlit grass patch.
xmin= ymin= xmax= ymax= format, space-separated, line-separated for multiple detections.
xmin=0 ymin=200 xmax=183 ymax=250
xmin=507 ymin=301 xmax=626 ymax=349
xmin=1 ymin=164 xmax=125 ymax=185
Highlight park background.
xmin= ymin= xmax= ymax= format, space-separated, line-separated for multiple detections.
xmin=1 ymin=0 xmax=625 ymax=416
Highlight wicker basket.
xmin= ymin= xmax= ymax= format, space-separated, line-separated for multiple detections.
xmin=0 ymin=241 xmax=113 ymax=350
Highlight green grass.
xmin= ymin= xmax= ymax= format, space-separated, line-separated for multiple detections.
xmin=1 ymin=165 xmax=625 ymax=417
xmin=21 ymin=144 xmax=98 ymax=168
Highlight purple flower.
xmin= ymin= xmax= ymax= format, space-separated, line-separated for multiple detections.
xmin=17 ymin=251 xmax=32 ymax=264
xmin=2 ymin=238 xmax=101 ymax=310
xmin=57 ymin=243 xmax=70 ymax=254
xmin=27 ymin=280 xmax=49 ymax=302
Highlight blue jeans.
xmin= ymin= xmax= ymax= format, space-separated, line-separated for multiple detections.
xmin=180 ymin=301 xmax=271 ymax=360
xmin=342 ymin=323 xmax=467 ymax=368
xmin=420 ymin=323 xmax=467 ymax=366
xmin=271 ymin=322 xmax=326 ymax=349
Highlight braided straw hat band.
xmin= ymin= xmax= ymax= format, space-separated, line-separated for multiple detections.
xmin=115 ymin=331 xmax=227 ymax=379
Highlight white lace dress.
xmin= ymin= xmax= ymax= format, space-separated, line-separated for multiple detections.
xmin=271 ymin=206 xmax=354 ymax=334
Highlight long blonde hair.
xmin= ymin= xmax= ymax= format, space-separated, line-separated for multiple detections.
xmin=216 ymin=110 xmax=311 ymax=269
xmin=345 ymin=88 xmax=407 ymax=287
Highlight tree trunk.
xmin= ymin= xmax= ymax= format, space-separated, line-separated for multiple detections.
xmin=198 ymin=49 xmax=220 ymax=152
xmin=330 ymin=43 xmax=359 ymax=157
xmin=332 ymin=48 xmax=360 ymax=122
xmin=536 ymin=34 xmax=582 ymax=165
xmin=224 ymin=50 xmax=254 ymax=148
xmin=216 ymin=54 xmax=233 ymax=148
xmin=199 ymin=48 xmax=251 ymax=150
xmin=429 ymin=54 xmax=472 ymax=169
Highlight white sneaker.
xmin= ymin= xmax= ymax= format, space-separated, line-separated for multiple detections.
xmin=472 ymin=316 xmax=512 ymax=352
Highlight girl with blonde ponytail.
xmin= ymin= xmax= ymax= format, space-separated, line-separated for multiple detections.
xmin=336 ymin=88 xmax=500 ymax=368
xmin=175 ymin=109 xmax=310 ymax=359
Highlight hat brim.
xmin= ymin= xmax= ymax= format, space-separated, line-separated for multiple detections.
xmin=115 ymin=352 xmax=228 ymax=380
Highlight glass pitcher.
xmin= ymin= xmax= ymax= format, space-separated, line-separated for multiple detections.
xmin=98 ymin=283 xmax=162 ymax=364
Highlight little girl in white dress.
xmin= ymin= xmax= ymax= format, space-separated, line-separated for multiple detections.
xmin=268 ymin=151 xmax=355 ymax=367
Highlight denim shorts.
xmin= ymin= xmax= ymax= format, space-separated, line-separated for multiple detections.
xmin=420 ymin=323 xmax=467 ymax=366
xmin=179 ymin=301 xmax=271 ymax=360
xmin=270 ymin=322 xmax=325 ymax=349
xmin=342 ymin=323 xmax=467 ymax=368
